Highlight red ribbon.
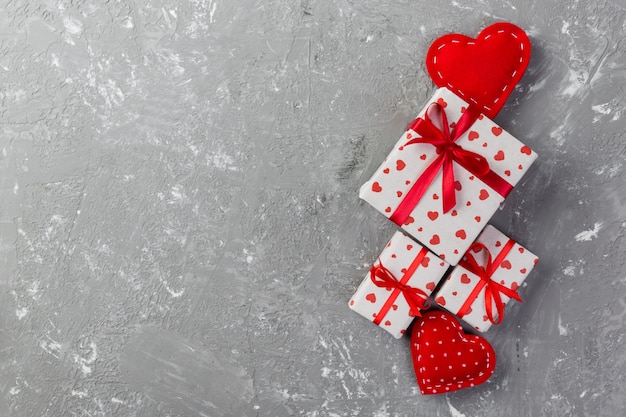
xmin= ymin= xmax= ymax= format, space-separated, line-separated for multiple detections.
xmin=370 ymin=247 xmax=431 ymax=324
xmin=456 ymin=240 xmax=522 ymax=325
xmin=389 ymin=103 xmax=513 ymax=225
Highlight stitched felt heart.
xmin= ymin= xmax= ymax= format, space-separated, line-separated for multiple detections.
xmin=411 ymin=310 xmax=496 ymax=394
xmin=426 ymin=22 xmax=531 ymax=119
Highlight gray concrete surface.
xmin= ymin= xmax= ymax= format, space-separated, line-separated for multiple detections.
xmin=1 ymin=0 xmax=625 ymax=416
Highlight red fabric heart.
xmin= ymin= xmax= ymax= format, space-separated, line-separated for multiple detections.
xmin=426 ymin=22 xmax=531 ymax=119
xmin=411 ymin=310 xmax=496 ymax=394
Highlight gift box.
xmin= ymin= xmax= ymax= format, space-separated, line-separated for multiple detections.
xmin=359 ymin=87 xmax=537 ymax=265
xmin=349 ymin=231 xmax=449 ymax=338
xmin=433 ymin=225 xmax=538 ymax=332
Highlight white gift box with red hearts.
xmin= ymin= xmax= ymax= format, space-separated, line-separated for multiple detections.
xmin=349 ymin=231 xmax=449 ymax=339
xmin=359 ymin=87 xmax=537 ymax=266
xmin=434 ymin=225 xmax=539 ymax=332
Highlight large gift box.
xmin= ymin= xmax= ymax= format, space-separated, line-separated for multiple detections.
xmin=349 ymin=231 xmax=449 ymax=338
xmin=359 ymin=87 xmax=538 ymax=265
xmin=434 ymin=225 xmax=539 ymax=332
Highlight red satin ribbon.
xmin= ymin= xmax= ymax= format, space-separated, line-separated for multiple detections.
xmin=456 ymin=240 xmax=522 ymax=325
xmin=370 ymin=247 xmax=431 ymax=324
xmin=389 ymin=103 xmax=513 ymax=225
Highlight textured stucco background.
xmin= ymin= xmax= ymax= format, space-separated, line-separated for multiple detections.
xmin=1 ymin=0 xmax=625 ymax=416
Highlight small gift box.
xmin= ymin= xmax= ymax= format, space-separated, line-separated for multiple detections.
xmin=433 ymin=225 xmax=539 ymax=332
xmin=349 ymin=231 xmax=449 ymax=338
xmin=359 ymin=87 xmax=537 ymax=265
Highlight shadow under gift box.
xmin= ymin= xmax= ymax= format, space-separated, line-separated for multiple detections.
xmin=359 ymin=87 xmax=537 ymax=266
xmin=434 ymin=224 xmax=539 ymax=332
xmin=349 ymin=231 xmax=449 ymax=339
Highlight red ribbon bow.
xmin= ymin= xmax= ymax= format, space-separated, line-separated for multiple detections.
xmin=370 ymin=263 xmax=431 ymax=319
xmin=457 ymin=241 xmax=522 ymax=325
xmin=390 ymin=103 xmax=491 ymax=224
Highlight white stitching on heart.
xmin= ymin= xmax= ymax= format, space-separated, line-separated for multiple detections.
xmin=429 ymin=30 xmax=527 ymax=108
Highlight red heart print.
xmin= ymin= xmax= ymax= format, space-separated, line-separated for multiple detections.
xmin=504 ymin=170 xmax=511 ymax=176
xmin=385 ymin=207 xmax=391 ymax=213
xmin=518 ymin=164 xmax=523 ymax=170
xmin=405 ymin=180 xmax=411 ymax=185
xmin=430 ymin=235 xmax=440 ymax=245
xmin=520 ymin=267 xmax=527 ymax=274
xmin=349 ymin=299 xmax=354 ymax=306
xmin=460 ymin=273 xmax=471 ymax=284
xmin=366 ymin=293 xmax=376 ymax=303
xmin=475 ymin=216 xmax=481 ymax=222
xmin=520 ymin=145 xmax=532 ymax=155
xmin=468 ymin=131 xmax=479 ymax=141
xmin=392 ymin=304 xmax=398 ymax=311
xmin=421 ymin=256 xmax=431 ymax=267
xmin=494 ymin=150 xmax=505 ymax=161
xmin=418 ymin=227 xmax=423 ymax=232
xmin=427 ymin=211 xmax=439 ymax=221
xmin=383 ymin=168 xmax=390 ymax=174
xmin=433 ymin=193 xmax=439 ymax=200
xmin=404 ymin=216 xmax=414 ymax=225
xmin=397 ymin=191 xmax=403 ymax=197
xmin=436 ymin=97 xmax=448 ymax=107
xmin=384 ymin=320 xmax=391 ymax=326
xmin=420 ymin=154 xmax=427 ymax=160
xmin=407 ymin=244 xmax=413 ymax=250
xmin=435 ymin=296 xmax=446 ymax=306
xmin=411 ymin=311 xmax=496 ymax=394
xmin=396 ymin=160 xmax=406 ymax=171
xmin=372 ymin=182 xmax=382 ymax=192
xmin=510 ymin=282 xmax=520 ymax=291
xmin=425 ymin=281 xmax=436 ymax=291
xmin=500 ymin=260 xmax=512 ymax=269
xmin=454 ymin=181 xmax=462 ymax=190
xmin=479 ymin=189 xmax=489 ymax=200
xmin=451 ymin=210 xmax=458 ymax=216
xmin=491 ymin=126 xmax=503 ymax=136
xmin=452 ymin=291 xmax=458 ymax=296
xmin=455 ymin=229 xmax=467 ymax=240
xmin=425 ymin=22 xmax=531 ymax=119
xmin=518 ymin=247 xmax=525 ymax=253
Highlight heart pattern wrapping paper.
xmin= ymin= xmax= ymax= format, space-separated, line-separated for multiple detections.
xmin=349 ymin=231 xmax=449 ymax=339
xmin=434 ymin=225 xmax=539 ymax=332
xmin=359 ymin=87 xmax=537 ymax=266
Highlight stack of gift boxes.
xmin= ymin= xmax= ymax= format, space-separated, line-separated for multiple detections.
xmin=348 ymin=77 xmax=539 ymax=392
xmin=348 ymin=22 xmax=540 ymax=394
xmin=350 ymin=86 xmax=538 ymax=335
